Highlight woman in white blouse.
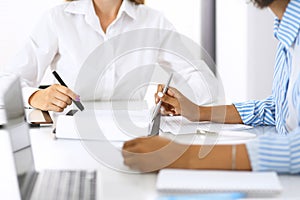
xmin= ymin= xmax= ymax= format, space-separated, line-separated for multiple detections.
xmin=5 ymin=0 xmax=217 ymax=112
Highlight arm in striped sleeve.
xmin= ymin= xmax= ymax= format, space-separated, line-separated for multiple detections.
xmin=246 ymin=131 xmax=300 ymax=174
xmin=233 ymin=96 xmax=275 ymax=126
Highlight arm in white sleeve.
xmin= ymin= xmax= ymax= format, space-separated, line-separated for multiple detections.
xmin=5 ymin=9 xmax=58 ymax=107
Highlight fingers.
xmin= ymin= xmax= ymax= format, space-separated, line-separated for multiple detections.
xmin=122 ymin=136 xmax=179 ymax=172
xmin=155 ymin=84 xmax=164 ymax=103
xmin=122 ymin=137 xmax=159 ymax=172
xmin=123 ymin=156 xmax=155 ymax=172
xmin=157 ymin=84 xmax=164 ymax=93
xmin=55 ymin=84 xmax=79 ymax=100
xmin=155 ymin=85 xmax=181 ymax=115
xmin=167 ymin=87 xmax=182 ymax=99
xmin=123 ymin=138 xmax=140 ymax=149
xmin=123 ymin=157 xmax=139 ymax=170
xmin=159 ymin=93 xmax=178 ymax=108
xmin=166 ymin=87 xmax=175 ymax=97
xmin=28 ymin=84 xmax=80 ymax=112
xmin=46 ymin=104 xmax=64 ymax=112
xmin=160 ymin=102 xmax=176 ymax=115
xmin=122 ymin=145 xmax=142 ymax=157
xmin=50 ymin=85 xmax=77 ymax=111
xmin=122 ymin=137 xmax=154 ymax=156
xmin=51 ymin=98 xmax=68 ymax=109
xmin=123 ymin=137 xmax=151 ymax=149
xmin=122 ymin=136 xmax=170 ymax=155
xmin=155 ymin=85 xmax=176 ymax=105
xmin=54 ymin=90 xmax=72 ymax=105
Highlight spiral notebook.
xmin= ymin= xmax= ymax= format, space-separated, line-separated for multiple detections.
xmin=156 ymin=169 xmax=282 ymax=197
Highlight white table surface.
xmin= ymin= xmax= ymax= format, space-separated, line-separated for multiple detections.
xmin=1 ymin=102 xmax=300 ymax=199
xmin=29 ymin=126 xmax=300 ymax=200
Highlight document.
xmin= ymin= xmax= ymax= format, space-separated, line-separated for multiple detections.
xmin=160 ymin=116 xmax=253 ymax=135
xmin=157 ymin=169 xmax=282 ymax=197
xmin=55 ymin=109 xmax=151 ymax=141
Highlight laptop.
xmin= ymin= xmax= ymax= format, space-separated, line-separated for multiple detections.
xmin=3 ymin=76 xmax=98 ymax=200
xmin=0 ymin=73 xmax=53 ymax=127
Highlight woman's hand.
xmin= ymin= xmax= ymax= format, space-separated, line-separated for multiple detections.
xmin=123 ymin=136 xmax=251 ymax=172
xmin=29 ymin=84 xmax=79 ymax=112
xmin=122 ymin=136 xmax=190 ymax=172
xmin=155 ymin=85 xmax=200 ymax=121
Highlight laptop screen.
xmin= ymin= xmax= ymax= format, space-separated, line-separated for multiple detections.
xmin=3 ymin=76 xmax=36 ymax=198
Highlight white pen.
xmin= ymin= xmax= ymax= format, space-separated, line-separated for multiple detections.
xmin=151 ymin=73 xmax=173 ymax=121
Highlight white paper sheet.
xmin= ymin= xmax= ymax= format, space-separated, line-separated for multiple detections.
xmin=160 ymin=116 xmax=253 ymax=135
xmin=55 ymin=109 xmax=151 ymax=141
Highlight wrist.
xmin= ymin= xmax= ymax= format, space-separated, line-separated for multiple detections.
xmin=199 ymin=106 xmax=210 ymax=121
xmin=236 ymin=144 xmax=252 ymax=170
xmin=168 ymin=144 xmax=196 ymax=169
xmin=28 ymin=90 xmax=40 ymax=108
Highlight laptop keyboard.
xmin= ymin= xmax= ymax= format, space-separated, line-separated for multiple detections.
xmin=30 ymin=170 xmax=97 ymax=200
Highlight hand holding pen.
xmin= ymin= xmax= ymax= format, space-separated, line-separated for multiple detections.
xmin=28 ymin=71 xmax=83 ymax=112
xmin=155 ymin=81 xmax=200 ymax=122
xmin=152 ymin=73 xmax=173 ymax=121
xmin=52 ymin=71 xmax=84 ymax=111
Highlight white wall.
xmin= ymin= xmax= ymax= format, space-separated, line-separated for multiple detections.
xmin=246 ymin=6 xmax=277 ymax=100
xmin=216 ymin=0 xmax=277 ymax=103
xmin=146 ymin=0 xmax=201 ymax=45
xmin=1 ymin=0 xmax=202 ymax=81
xmin=2 ymin=0 xmax=275 ymax=103
xmin=0 ymin=0 xmax=62 ymax=72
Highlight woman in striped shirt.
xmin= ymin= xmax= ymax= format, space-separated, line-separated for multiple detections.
xmin=122 ymin=0 xmax=300 ymax=173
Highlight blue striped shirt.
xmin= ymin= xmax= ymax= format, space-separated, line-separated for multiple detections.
xmin=235 ymin=0 xmax=300 ymax=173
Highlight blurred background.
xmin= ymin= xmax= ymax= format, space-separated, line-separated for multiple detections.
xmin=0 ymin=0 xmax=277 ymax=103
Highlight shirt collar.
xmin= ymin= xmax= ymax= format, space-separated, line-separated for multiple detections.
xmin=119 ymin=0 xmax=136 ymax=20
xmin=64 ymin=0 xmax=91 ymax=15
xmin=64 ymin=0 xmax=137 ymax=20
xmin=274 ymin=0 xmax=300 ymax=48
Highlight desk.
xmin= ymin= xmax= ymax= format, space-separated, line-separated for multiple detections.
xmin=30 ymin=127 xmax=300 ymax=200
xmin=1 ymin=102 xmax=300 ymax=199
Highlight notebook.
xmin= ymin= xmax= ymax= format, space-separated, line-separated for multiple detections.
xmin=156 ymin=169 xmax=282 ymax=197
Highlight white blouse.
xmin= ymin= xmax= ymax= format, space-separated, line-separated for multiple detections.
xmin=5 ymin=0 xmax=217 ymax=106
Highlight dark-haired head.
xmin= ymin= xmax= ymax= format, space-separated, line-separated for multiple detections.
xmin=250 ymin=0 xmax=276 ymax=8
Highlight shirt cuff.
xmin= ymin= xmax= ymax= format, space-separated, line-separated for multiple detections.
xmin=245 ymin=139 xmax=260 ymax=171
xmin=22 ymin=87 xmax=39 ymax=108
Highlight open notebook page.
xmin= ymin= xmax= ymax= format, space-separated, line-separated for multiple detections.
xmin=161 ymin=116 xmax=252 ymax=135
